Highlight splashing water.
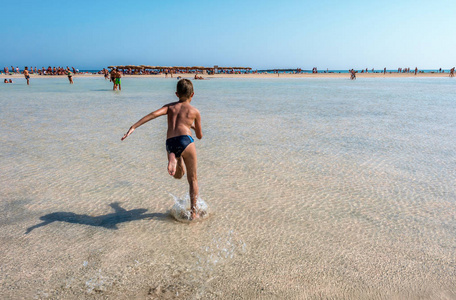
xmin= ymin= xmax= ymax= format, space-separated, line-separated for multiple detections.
xmin=169 ymin=193 xmax=209 ymax=222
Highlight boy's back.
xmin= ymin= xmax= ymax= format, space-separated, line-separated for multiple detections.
xmin=166 ymin=101 xmax=201 ymax=139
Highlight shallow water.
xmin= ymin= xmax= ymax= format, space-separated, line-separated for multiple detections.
xmin=1 ymin=77 xmax=455 ymax=299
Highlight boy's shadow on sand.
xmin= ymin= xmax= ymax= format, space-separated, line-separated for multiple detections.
xmin=25 ymin=202 xmax=168 ymax=234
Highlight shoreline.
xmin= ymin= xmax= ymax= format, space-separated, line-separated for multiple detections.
xmin=0 ymin=72 xmax=452 ymax=79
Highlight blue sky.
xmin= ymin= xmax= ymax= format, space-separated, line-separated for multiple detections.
xmin=1 ymin=0 xmax=455 ymax=70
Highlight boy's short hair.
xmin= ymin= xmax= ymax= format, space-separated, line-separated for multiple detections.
xmin=176 ymin=79 xmax=193 ymax=98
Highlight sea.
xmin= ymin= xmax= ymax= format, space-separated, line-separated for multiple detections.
xmin=1 ymin=76 xmax=455 ymax=299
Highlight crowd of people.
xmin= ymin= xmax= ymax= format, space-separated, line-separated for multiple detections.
xmin=2 ymin=66 xmax=78 ymax=76
xmin=3 ymin=65 xmax=456 ymax=85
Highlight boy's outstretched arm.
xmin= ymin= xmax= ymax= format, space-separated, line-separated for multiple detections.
xmin=193 ymin=110 xmax=203 ymax=139
xmin=121 ymin=106 xmax=168 ymax=141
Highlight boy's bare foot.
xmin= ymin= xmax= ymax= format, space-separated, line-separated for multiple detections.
xmin=168 ymin=153 xmax=177 ymax=176
xmin=190 ymin=211 xmax=200 ymax=220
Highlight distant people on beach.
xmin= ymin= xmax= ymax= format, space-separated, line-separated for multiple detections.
xmin=24 ymin=67 xmax=30 ymax=85
xmin=66 ymin=68 xmax=74 ymax=84
xmin=10 ymin=66 xmax=81 ymax=76
xmin=121 ymin=79 xmax=203 ymax=220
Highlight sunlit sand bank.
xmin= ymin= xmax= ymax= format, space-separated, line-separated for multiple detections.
xmin=0 ymin=72 xmax=452 ymax=80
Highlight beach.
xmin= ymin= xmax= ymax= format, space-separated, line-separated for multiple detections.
xmin=1 ymin=77 xmax=455 ymax=299
xmin=1 ymin=71 xmax=453 ymax=80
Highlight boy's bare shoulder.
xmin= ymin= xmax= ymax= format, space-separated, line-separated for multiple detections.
xmin=163 ymin=101 xmax=179 ymax=108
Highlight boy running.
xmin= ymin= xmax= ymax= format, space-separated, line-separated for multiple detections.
xmin=121 ymin=79 xmax=203 ymax=220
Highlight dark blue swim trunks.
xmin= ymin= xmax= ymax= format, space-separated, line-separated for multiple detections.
xmin=166 ymin=135 xmax=194 ymax=158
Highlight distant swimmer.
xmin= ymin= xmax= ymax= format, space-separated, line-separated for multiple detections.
xmin=24 ymin=67 xmax=30 ymax=85
xmin=122 ymin=79 xmax=203 ymax=220
xmin=66 ymin=68 xmax=74 ymax=84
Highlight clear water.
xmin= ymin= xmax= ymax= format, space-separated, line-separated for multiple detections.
xmin=1 ymin=77 xmax=455 ymax=298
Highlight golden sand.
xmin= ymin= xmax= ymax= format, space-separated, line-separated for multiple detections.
xmin=0 ymin=72 xmax=452 ymax=79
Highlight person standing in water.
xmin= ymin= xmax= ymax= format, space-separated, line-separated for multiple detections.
xmin=121 ymin=79 xmax=203 ymax=220
xmin=115 ymin=68 xmax=122 ymax=91
xmin=66 ymin=68 xmax=74 ymax=84
xmin=110 ymin=68 xmax=116 ymax=90
xmin=24 ymin=67 xmax=30 ymax=85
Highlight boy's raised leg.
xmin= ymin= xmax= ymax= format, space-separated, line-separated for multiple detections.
xmin=181 ymin=143 xmax=199 ymax=219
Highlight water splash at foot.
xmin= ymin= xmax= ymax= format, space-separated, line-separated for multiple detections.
xmin=169 ymin=193 xmax=209 ymax=222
